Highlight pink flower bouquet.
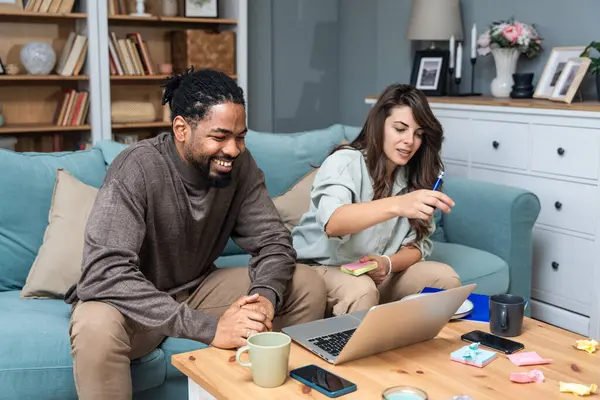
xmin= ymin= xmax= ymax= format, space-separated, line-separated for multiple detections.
xmin=477 ymin=18 xmax=543 ymax=58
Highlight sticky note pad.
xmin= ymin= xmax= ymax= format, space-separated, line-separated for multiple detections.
xmin=341 ymin=261 xmax=377 ymax=276
xmin=450 ymin=343 xmax=497 ymax=368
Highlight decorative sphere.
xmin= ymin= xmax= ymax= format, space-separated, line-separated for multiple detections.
xmin=20 ymin=42 xmax=56 ymax=75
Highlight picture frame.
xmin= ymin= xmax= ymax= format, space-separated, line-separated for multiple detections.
xmin=184 ymin=0 xmax=218 ymax=18
xmin=0 ymin=55 xmax=5 ymax=75
xmin=533 ymin=46 xmax=586 ymax=99
xmin=549 ymin=57 xmax=591 ymax=104
xmin=410 ymin=49 xmax=449 ymax=96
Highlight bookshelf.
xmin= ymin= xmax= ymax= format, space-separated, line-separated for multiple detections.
xmin=98 ymin=0 xmax=248 ymax=145
xmin=0 ymin=0 xmax=247 ymax=151
xmin=0 ymin=0 xmax=102 ymax=152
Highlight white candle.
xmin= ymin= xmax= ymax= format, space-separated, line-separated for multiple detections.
xmin=449 ymin=35 xmax=455 ymax=69
xmin=456 ymin=43 xmax=463 ymax=79
xmin=471 ymin=23 xmax=477 ymax=59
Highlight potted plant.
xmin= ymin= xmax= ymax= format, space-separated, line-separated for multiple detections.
xmin=581 ymin=42 xmax=600 ymax=101
xmin=477 ymin=18 xmax=543 ymax=97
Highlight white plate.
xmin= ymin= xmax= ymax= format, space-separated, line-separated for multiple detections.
xmin=401 ymin=293 xmax=474 ymax=319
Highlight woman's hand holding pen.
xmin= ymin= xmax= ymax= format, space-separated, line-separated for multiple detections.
xmin=394 ymin=189 xmax=455 ymax=220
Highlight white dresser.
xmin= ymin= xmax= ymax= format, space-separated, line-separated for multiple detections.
xmin=365 ymin=96 xmax=600 ymax=340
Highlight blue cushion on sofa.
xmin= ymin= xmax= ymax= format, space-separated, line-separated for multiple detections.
xmin=428 ymin=242 xmax=509 ymax=295
xmin=245 ymin=124 xmax=346 ymax=198
xmin=0 ymin=291 xmax=165 ymax=400
xmin=0 ymin=149 xmax=107 ymax=291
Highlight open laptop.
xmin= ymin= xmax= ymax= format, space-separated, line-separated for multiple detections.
xmin=282 ymin=283 xmax=476 ymax=365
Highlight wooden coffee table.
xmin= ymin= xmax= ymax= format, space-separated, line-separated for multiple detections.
xmin=172 ymin=318 xmax=599 ymax=399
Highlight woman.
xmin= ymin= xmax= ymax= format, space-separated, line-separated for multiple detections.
xmin=292 ymin=84 xmax=461 ymax=317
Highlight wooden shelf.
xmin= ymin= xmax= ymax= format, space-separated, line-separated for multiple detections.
xmin=0 ymin=10 xmax=86 ymax=22
xmin=0 ymin=124 xmax=91 ymax=135
xmin=0 ymin=75 xmax=88 ymax=82
xmin=110 ymin=74 xmax=237 ymax=81
xmin=112 ymin=121 xmax=171 ymax=130
xmin=365 ymin=94 xmax=600 ymax=113
xmin=108 ymin=15 xmax=236 ymax=26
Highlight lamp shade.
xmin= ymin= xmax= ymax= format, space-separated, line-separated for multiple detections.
xmin=406 ymin=0 xmax=463 ymax=41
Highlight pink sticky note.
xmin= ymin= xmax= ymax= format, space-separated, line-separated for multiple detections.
xmin=507 ymin=351 xmax=553 ymax=366
xmin=510 ymin=369 xmax=545 ymax=383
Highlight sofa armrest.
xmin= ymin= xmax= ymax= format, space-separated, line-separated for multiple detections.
xmin=441 ymin=176 xmax=541 ymax=302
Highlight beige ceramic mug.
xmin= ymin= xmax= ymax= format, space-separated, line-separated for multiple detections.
xmin=235 ymin=332 xmax=291 ymax=388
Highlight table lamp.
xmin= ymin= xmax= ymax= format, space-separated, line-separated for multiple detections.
xmin=406 ymin=0 xmax=463 ymax=50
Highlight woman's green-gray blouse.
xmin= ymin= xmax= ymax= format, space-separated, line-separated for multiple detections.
xmin=291 ymin=148 xmax=434 ymax=266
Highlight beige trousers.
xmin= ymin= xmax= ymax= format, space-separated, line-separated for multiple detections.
xmin=315 ymin=261 xmax=461 ymax=317
xmin=69 ymin=264 xmax=326 ymax=400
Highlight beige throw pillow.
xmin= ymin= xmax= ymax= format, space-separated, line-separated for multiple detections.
xmin=20 ymin=169 xmax=99 ymax=299
xmin=273 ymin=168 xmax=319 ymax=231
xmin=273 ymin=140 xmax=350 ymax=231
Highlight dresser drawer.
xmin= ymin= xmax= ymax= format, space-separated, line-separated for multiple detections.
xmin=438 ymin=116 xmax=470 ymax=162
xmin=444 ymin=162 xmax=469 ymax=178
xmin=471 ymin=120 xmax=529 ymax=170
xmin=532 ymin=228 xmax=594 ymax=315
xmin=470 ymin=169 xmax=597 ymax=235
xmin=531 ymin=124 xmax=600 ymax=180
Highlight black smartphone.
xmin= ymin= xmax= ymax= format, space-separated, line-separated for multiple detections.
xmin=461 ymin=330 xmax=524 ymax=354
xmin=290 ymin=364 xmax=357 ymax=398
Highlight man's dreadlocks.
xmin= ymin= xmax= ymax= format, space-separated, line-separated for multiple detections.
xmin=161 ymin=66 xmax=245 ymax=127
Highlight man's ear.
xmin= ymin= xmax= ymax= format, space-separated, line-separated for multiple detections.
xmin=173 ymin=116 xmax=188 ymax=143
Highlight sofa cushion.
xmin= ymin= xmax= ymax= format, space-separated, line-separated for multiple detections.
xmin=273 ymin=168 xmax=319 ymax=231
xmin=245 ymin=124 xmax=346 ymax=198
xmin=0 ymin=291 xmax=165 ymax=399
xmin=428 ymin=242 xmax=509 ymax=295
xmin=94 ymin=140 xmax=129 ymax=166
xmin=21 ymin=170 xmax=99 ymax=299
xmin=0 ymin=149 xmax=107 ymax=291
xmin=160 ymin=337 xmax=208 ymax=379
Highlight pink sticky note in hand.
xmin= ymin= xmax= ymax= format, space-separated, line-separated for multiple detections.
xmin=510 ymin=369 xmax=545 ymax=383
xmin=507 ymin=351 xmax=553 ymax=366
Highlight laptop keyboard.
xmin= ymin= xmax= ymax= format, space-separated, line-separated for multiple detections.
xmin=308 ymin=329 xmax=356 ymax=357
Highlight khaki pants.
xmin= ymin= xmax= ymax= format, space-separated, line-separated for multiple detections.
xmin=315 ymin=261 xmax=461 ymax=317
xmin=69 ymin=264 xmax=326 ymax=400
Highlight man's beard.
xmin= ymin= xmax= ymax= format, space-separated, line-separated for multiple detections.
xmin=186 ymin=150 xmax=233 ymax=188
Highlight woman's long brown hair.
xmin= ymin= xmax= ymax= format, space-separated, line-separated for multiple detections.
xmin=331 ymin=84 xmax=444 ymax=244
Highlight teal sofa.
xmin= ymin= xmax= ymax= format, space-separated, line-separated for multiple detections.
xmin=0 ymin=124 xmax=540 ymax=399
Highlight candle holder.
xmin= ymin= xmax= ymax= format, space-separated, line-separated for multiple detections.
xmin=447 ymin=57 xmax=482 ymax=97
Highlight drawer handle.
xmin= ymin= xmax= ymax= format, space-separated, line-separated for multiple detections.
xmin=554 ymin=201 xmax=562 ymax=210
xmin=551 ymin=261 xmax=559 ymax=270
xmin=492 ymin=141 xmax=499 ymax=149
xmin=557 ymin=147 xmax=565 ymax=156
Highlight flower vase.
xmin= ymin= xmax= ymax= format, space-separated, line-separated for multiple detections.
xmin=490 ymin=48 xmax=520 ymax=98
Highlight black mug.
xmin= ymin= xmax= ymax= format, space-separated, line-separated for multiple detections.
xmin=489 ymin=294 xmax=526 ymax=337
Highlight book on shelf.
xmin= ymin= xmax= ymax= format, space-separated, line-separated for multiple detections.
xmin=55 ymin=32 xmax=88 ymax=76
xmin=23 ymin=0 xmax=75 ymax=13
xmin=54 ymin=89 xmax=90 ymax=127
xmin=109 ymin=31 xmax=156 ymax=76
xmin=107 ymin=0 xmax=128 ymax=15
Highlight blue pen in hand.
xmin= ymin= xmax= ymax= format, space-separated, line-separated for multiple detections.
xmin=432 ymin=171 xmax=444 ymax=191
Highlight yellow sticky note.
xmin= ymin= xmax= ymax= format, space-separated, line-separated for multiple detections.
xmin=559 ymin=382 xmax=597 ymax=396
xmin=575 ymin=339 xmax=599 ymax=354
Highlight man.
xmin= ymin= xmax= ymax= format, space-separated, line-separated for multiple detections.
xmin=65 ymin=68 xmax=327 ymax=399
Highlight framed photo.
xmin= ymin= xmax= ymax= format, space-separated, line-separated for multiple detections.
xmin=533 ymin=46 xmax=586 ymax=99
xmin=410 ymin=50 xmax=449 ymax=96
xmin=0 ymin=56 xmax=5 ymax=75
xmin=184 ymin=0 xmax=218 ymax=18
xmin=549 ymin=57 xmax=591 ymax=104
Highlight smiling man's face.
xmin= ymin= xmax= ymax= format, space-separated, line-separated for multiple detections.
xmin=175 ymin=102 xmax=248 ymax=188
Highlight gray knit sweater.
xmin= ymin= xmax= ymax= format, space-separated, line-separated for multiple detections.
xmin=65 ymin=132 xmax=296 ymax=344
